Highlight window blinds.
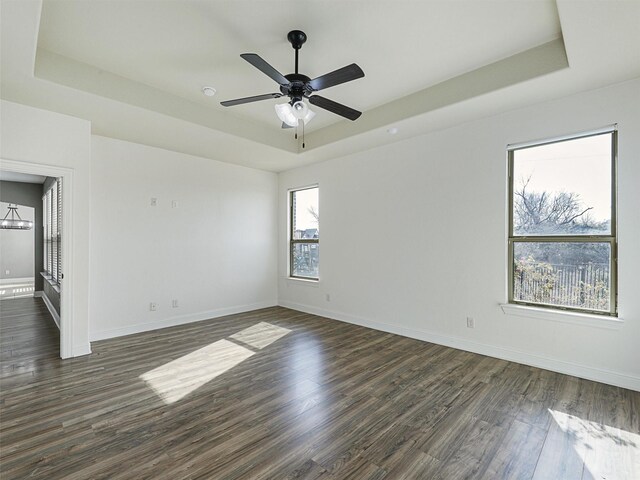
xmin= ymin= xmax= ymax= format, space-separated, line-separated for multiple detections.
xmin=43 ymin=178 xmax=62 ymax=284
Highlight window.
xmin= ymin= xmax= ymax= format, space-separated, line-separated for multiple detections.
xmin=508 ymin=130 xmax=617 ymax=315
xmin=289 ymin=186 xmax=319 ymax=279
xmin=43 ymin=178 xmax=62 ymax=284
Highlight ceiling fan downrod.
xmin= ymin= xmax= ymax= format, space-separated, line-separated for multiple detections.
xmin=287 ymin=30 xmax=307 ymax=75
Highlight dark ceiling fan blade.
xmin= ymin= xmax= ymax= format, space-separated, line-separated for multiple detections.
xmin=308 ymin=95 xmax=362 ymax=121
xmin=220 ymin=93 xmax=282 ymax=107
xmin=281 ymin=122 xmax=294 ymax=129
xmin=240 ymin=53 xmax=290 ymax=86
xmin=307 ymin=63 xmax=364 ymax=91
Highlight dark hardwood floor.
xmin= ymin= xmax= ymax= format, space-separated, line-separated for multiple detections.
xmin=1 ymin=298 xmax=638 ymax=479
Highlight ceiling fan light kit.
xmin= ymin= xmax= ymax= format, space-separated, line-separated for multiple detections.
xmin=220 ymin=29 xmax=364 ymax=144
xmin=275 ymin=103 xmax=298 ymax=127
xmin=276 ymin=100 xmax=315 ymax=127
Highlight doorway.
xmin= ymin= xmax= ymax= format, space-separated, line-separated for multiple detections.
xmin=0 ymin=161 xmax=75 ymax=359
xmin=0 ymin=172 xmax=60 ymax=359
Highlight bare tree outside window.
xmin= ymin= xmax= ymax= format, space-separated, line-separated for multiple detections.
xmin=514 ymin=176 xmax=607 ymax=235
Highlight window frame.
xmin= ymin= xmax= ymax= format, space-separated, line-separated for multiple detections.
xmin=289 ymin=185 xmax=319 ymax=281
xmin=507 ymin=129 xmax=618 ymax=316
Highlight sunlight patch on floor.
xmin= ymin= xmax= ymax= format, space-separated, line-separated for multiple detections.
xmin=141 ymin=339 xmax=254 ymax=404
xmin=229 ymin=321 xmax=291 ymax=350
xmin=140 ymin=322 xmax=291 ymax=404
xmin=549 ymin=409 xmax=640 ymax=479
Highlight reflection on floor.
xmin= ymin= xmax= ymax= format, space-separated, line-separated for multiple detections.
xmin=1 ymin=304 xmax=638 ymax=479
xmin=0 ymin=297 xmax=59 ymax=375
xmin=0 ymin=279 xmax=35 ymax=300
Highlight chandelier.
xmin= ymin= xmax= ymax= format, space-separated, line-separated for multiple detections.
xmin=0 ymin=204 xmax=33 ymax=230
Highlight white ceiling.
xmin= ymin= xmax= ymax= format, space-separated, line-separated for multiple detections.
xmin=36 ymin=0 xmax=561 ymax=132
xmin=0 ymin=171 xmax=46 ymax=184
xmin=2 ymin=1 xmax=639 ymax=171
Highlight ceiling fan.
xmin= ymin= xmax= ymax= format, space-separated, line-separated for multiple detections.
xmin=220 ymin=30 xmax=364 ymax=129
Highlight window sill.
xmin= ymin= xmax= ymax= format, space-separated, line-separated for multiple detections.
xmin=40 ymin=272 xmax=61 ymax=293
xmin=500 ymin=303 xmax=624 ymax=330
xmin=286 ymin=276 xmax=320 ymax=287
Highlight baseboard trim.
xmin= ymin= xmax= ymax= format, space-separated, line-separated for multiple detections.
xmin=279 ymin=300 xmax=640 ymax=392
xmin=0 ymin=277 xmax=35 ymax=285
xmin=34 ymin=291 xmax=43 ymax=298
xmin=90 ymin=300 xmax=278 ymax=342
xmin=41 ymin=292 xmax=60 ymax=329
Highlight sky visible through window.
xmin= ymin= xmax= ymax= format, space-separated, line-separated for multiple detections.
xmin=293 ymin=187 xmax=319 ymax=232
xmin=513 ymin=134 xmax=611 ymax=223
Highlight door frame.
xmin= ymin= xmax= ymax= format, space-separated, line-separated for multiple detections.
xmin=1 ymin=158 xmax=75 ymax=359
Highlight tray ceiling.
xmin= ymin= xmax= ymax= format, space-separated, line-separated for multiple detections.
xmin=2 ymin=1 xmax=640 ymax=171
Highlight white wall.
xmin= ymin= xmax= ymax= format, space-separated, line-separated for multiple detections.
xmin=278 ymin=78 xmax=640 ymax=391
xmin=89 ymin=136 xmax=277 ymax=340
xmin=2 ymin=81 xmax=638 ymax=390
xmin=1 ymin=100 xmax=92 ymax=357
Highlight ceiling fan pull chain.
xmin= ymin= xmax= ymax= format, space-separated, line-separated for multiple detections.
xmin=302 ymin=120 xmax=305 ymax=149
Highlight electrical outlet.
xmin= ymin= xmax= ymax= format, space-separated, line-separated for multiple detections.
xmin=466 ymin=316 xmax=475 ymax=328
xmin=172 ymin=299 xmax=179 ymax=308
xmin=171 ymin=200 xmax=178 ymax=208
xmin=4 ymin=270 xmax=9 ymax=275
xmin=150 ymin=197 xmax=157 ymax=207
xmin=150 ymin=302 xmax=158 ymax=311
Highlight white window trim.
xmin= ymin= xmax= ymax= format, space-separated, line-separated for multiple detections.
xmin=285 ymin=276 xmax=321 ymax=286
xmin=500 ymin=303 xmax=624 ymax=330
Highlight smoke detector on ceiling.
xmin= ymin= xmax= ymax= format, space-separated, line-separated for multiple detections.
xmin=202 ymin=86 xmax=217 ymax=97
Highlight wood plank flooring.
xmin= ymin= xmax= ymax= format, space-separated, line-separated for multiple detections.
xmin=1 ymin=298 xmax=639 ymax=479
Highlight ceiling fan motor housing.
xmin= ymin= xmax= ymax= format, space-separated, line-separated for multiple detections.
xmin=280 ymin=73 xmax=312 ymax=103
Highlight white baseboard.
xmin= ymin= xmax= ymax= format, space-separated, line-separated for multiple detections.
xmin=89 ymin=300 xmax=277 ymax=342
xmin=279 ymin=300 xmax=640 ymax=392
xmin=41 ymin=292 xmax=60 ymax=329
xmin=0 ymin=277 xmax=35 ymax=285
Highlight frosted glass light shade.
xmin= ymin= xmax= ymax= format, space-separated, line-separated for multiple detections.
xmin=275 ymin=101 xmax=315 ymax=127
xmin=275 ymin=103 xmax=298 ymax=127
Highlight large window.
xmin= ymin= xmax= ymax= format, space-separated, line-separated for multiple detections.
xmin=43 ymin=178 xmax=62 ymax=285
xmin=290 ymin=186 xmax=319 ymax=280
xmin=508 ymin=130 xmax=617 ymax=315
